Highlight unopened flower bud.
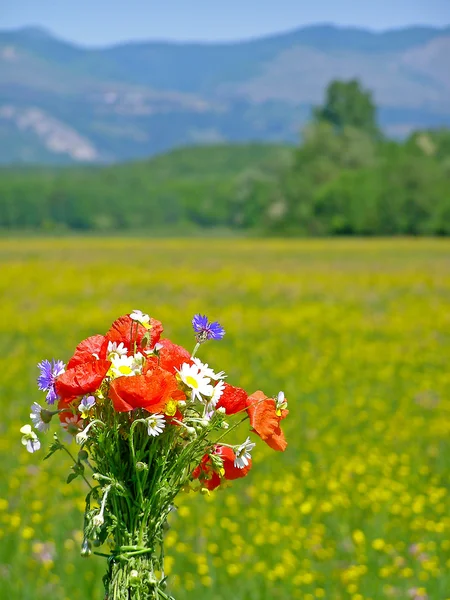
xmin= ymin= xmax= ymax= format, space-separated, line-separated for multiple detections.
xmin=217 ymin=406 xmax=226 ymax=414
xmin=80 ymin=539 xmax=92 ymax=557
xmin=221 ymin=421 xmax=229 ymax=429
xmin=186 ymin=426 xmax=196 ymax=437
xmin=178 ymin=400 xmax=186 ymax=408
xmin=136 ymin=461 xmax=148 ymax=471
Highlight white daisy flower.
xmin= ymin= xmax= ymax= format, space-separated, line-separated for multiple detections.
xmin=78 ymin=395 xmax=96 ymax=419
xmin=30 ymin=402 xmax=50 ymax=433
xmin=109 ymin=354 xmax=140 ymax=379
xmin=147 ymin=414 xmax=166 ymax=437
xmin=130 ymin=309 xmax=151 ymax=328
xmin=192 ymin=358 xmax=227 ymax=381
xmin=20 ymin=424 xmax=41 ymax=453
xmin=177 ymin=363 xmax=214 ymax=402
xmin=234 ymin=437 xmax=256 ymax=469
xmin=210 ymin=380 xmax=226 ymax=407
xmin=107 ymin=341 xmax=128 ymax=359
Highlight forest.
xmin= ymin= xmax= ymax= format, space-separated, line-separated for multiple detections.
xmin=1 ymin=80 xmax=449 ymax=235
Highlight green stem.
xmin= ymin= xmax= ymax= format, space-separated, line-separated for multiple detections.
xmin=214 ymin=415 xmax=249 ymax=445
xmin=61 ymin=445 xmax=93 ymax=489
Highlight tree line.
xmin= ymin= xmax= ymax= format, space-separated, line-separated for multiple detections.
xmin=1 ymin=80 xmax=449 ymax=235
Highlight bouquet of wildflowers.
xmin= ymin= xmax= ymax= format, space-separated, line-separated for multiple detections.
xmin=21 ymin=310 xmax=288 ymax=599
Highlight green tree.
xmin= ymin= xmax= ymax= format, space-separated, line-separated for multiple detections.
xmin=314 ymin=79 xmax=379 ymax=137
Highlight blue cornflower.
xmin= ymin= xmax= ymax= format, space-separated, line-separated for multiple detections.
xmin=192 ymin=314 xmax=225 ymax=342
xmin=37 ymin=359 xmax=65 ymax=405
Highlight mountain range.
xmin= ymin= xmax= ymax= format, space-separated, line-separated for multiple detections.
xmin=1 ymin=24 xmax=450 ymax=164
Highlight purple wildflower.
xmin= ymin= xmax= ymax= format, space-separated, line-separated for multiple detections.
xmin=37 ymin=359 xmax=65 ymax=405
xmin=192 ymin=314 xmax=225 ymax=342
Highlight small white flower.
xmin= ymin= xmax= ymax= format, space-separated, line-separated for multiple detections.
xmin=147 ymin=414 xmax=166 ymax=437
xmin=130 ymin=353 xmax=146 ymax=373
xmin=192 ymin=358 xmax=226 ymax=380
xmin=177 ymin=363 xmax=214 ymax=402
xmin=61 ymin=416 xmax=83 ymax=443
xmin=30 ymin=402 xmax=50 ymax=433
xmin=76 ymin=419 xmax=103 ymax=445
xmin=275 ymin=390 xmax=288 ymax=415
xmin=107 ymin=341 xmax=128 ymax=359
xmin=234 ymin=437 xmax=256 ymax=469
xmin=210 ymin=380 xmax=226 ymax=407
xmin=130 ymin=309 xmax=150 ymax=328
xmin=217 ymin=406 xmax=226 ymax=414
xmin=20 ymin=424 xmax=41 ymax=453
xmin=92 ymin=513 xmax=104 ymax=527
xmin=78 ymin=396 xmax=96 ymax=419
xmin=109 ymin=352 xmax=146 ymax=379
xmin=75 ymin=428 xmax=89 ymax=445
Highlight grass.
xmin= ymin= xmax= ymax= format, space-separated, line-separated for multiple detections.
xmin=1 ymin=237 xmax=449 ymax=600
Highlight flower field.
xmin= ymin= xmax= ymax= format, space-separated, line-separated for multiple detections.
xmin=1 ymin=237 xmax=450 ymax=600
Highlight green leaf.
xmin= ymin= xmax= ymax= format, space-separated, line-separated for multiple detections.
xmin=44 ymin=433 xmax=63 ymax=460
xmin=67 ymin=472 xmax=79 ymax=484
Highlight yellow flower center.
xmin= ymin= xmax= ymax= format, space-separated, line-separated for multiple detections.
xmin=185 ymin=376 xmax=198 ymax=389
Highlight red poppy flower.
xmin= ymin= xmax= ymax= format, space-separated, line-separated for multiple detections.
xmin=103 ymin=314 xmax=163 ymax=355
xmin=215 ymin=445 xmax=252 ymax=480
xmin=55 ymin=360 xmax=111 ymax=400
xmin=215 ymin=383 xmax=248 ymax=415
xmin=192 ymin=454 xmax=221 ymax=491
xmin=67 ymin=335 xmax=106 ymax=369
xmin=246 ymin=390 xmax=288 ymax=452
xmin=192 ymin=445 xmax=252 ymax=491
xmin=109 ymin=366 xmax=185 ymax=413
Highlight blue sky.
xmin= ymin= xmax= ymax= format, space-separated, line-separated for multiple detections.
xmin=2 ymin=0 xmax=449 ymax=46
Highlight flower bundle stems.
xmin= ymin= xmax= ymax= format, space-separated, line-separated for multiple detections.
xmin=22 ymin=311 xmax=288 ymax=598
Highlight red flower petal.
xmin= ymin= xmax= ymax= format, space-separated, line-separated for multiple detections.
xmin=215 ymin=445 xmax=252 ymax=480
xmin=264 ymin=428 xmax=288 ymax=452
xmin=110 ymin=366 xmax=184 ymax=413
xmin=57 ymin=396 xmax=79 ymax=423
xmin=67 ymin=335 xmax=106 ymax=369
xmin=215 ymin=383 xmax=248 ymax=415
xmin=204 ymin=472 xmax=221 ymax=491
xmin=157 ymin=339 xmax=191 ymax=374
xmin=191 ymin=454 xmax=222 ymax=491
xmin=55 ymin=360 xmax=111 ymax=399
xmin=246 ymin=390 xmax=288 ymax=452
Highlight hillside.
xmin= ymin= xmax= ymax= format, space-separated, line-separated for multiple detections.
xmin=0 ymin=143 xmax=291 ymax=229
xmin=1 ymin=24 xmax=450 ymax=163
